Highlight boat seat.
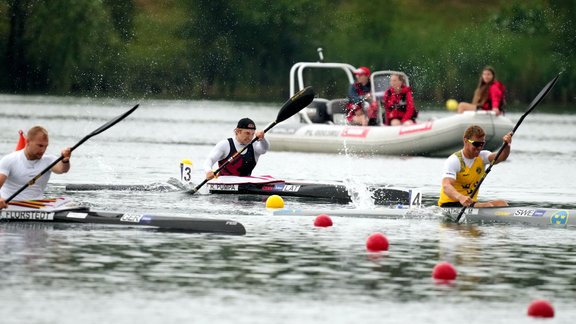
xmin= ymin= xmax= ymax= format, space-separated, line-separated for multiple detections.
xmin=327 ymin=98 xmax=348 ymax=125
xmin=302 ymin=98 xmax=332 ymax=123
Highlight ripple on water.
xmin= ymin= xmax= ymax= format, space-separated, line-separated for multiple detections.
xmin=2 ymin=99 xmax=576 ymax=323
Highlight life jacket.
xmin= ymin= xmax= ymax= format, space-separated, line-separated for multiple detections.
xmin=437 ymin=151 xmax=485 ymax=206
xmin=218 ymin=138 xmax=257 ymax=176
xmin=385 ymin=88 xmax=408 ymax=112
xmin=383 ymin=86 xmax=418 ymax=125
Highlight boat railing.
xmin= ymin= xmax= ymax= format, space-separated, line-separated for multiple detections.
xmin=290 ymin=62 xmax=357 ymax=96
xmin=370 ymin=70 xmax=410 ymax=100
xmin=290 ymin=59 xmax=357 ymax=124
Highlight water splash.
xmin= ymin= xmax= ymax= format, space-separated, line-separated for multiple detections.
xmin=337 ymin=131 xmax=376 ymax=208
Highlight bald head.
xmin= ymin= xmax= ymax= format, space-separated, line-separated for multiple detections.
xmin=27 ymin=126 xmax=49 ymax=142
xmin=25 ymin=126 xmax=49 ymax=160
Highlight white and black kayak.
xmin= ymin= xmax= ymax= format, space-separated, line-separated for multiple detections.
xmin=1 ymin=198 xmax=246 ymax=235
xmin=186 ymin=175 xmax=421 ymax=207
xmin=273 ymin=206 xmax=575 ymax=227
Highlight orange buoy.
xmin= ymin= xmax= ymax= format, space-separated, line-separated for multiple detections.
xmin=15 ymin=130 xmax=26 ymax=151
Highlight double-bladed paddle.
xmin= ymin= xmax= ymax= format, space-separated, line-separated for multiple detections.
xmin=189 ymin=86 xmax=315 ymax=194
xmin=5 ymin=104 xmax=140 ymax=203
xmin=455 ymin=73 xmax=561 ymax=223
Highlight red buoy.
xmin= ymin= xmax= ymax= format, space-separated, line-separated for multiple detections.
xmin=527 ymin=299 xmax=554 ymax=318
xmin=432 ymin=262 xmax=457 ymax=281
xmin=366 ymin=232 xmax=389 ymax=252
xmin=314 ymin=214 xmax=333 ymax=227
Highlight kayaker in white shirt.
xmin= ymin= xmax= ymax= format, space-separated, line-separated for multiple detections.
xmin=0 ymin=126 xmax=72 ymax=209
xmin=203 ymin=118 xmax=269 ymax=180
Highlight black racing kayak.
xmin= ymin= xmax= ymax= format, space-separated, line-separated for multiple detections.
xmin=1 ymin=203 xmax=245 ymax=235
xmin=205 ymin=180 xmax=420 ymax=206
xmin=57 ymin=177 xmax=422 ymax=207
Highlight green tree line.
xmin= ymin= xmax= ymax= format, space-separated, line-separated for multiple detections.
xmin=0 ymin=0 xmax=574 ymax=107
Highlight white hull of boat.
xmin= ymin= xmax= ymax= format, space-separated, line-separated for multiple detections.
xmin=267 ymin=111 xmax=513 ymax=156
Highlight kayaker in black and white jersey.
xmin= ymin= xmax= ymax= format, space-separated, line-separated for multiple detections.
xmin=203 ymin=118 xmax=270 ymax=179
xmin=0 ymin=126 xmax=72 ymax=209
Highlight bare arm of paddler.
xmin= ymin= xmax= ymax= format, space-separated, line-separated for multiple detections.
xmin=488 ymin=132 xmax=513 ymax=164
xmin=51 ymin=147 xmax=72 ymax=174
xmin=441 ymin=177 xmax=475 ymax=207
xmin=441 ymin=177 xmax=507 ymax=208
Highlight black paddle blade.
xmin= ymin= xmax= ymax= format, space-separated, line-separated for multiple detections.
xmin=276 ymin=86 xmax=315 ymax=123
xmin=512 ymin=73 xmax=560 ymax=133
xmin=71 ymin=104 xmax=139 ymax=151
xmin=92 ymin=104 xmax=139 ymax=137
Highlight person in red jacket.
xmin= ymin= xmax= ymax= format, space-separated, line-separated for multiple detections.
xmin=381 ymin=73 xmax=417 ymax=126
xmin=457 ymin=66 xmax=506 ymax=115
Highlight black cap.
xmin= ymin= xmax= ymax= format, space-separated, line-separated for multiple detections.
xmin=236 ymin=118 xmax=256 ymax=130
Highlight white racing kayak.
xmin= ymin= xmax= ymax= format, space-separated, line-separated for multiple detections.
xmin=273 ymin=205 xmax=575 ymax=227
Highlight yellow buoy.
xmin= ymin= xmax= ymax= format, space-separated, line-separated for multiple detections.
xmin=446 ymin=99 xmax=458 ymax=111
xmin=266 ymin=195 xmax=284 ymax=209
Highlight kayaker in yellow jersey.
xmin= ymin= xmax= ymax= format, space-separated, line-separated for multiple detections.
xmin=438 ymin=125 xmax=513 ymax=208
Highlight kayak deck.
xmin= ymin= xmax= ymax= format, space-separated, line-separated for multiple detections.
xmin=60 ymin=177 xmax=422 ymax=207
xmin=273 ymin=206 xmax=576 ymax=227
xmin=207 ymin=181 xmax=419 ymax=206
xmin=200 ymin=176 xmax=422 ymax=206
xmin=1 ymin=207 xmax=246 ymax=235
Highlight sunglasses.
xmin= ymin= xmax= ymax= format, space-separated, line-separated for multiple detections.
xmin=467 ymin=139 xmax=486 ymax=148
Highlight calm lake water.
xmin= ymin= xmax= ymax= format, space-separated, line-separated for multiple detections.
xmin=1 ymin=94 xmax=575 ymax=323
